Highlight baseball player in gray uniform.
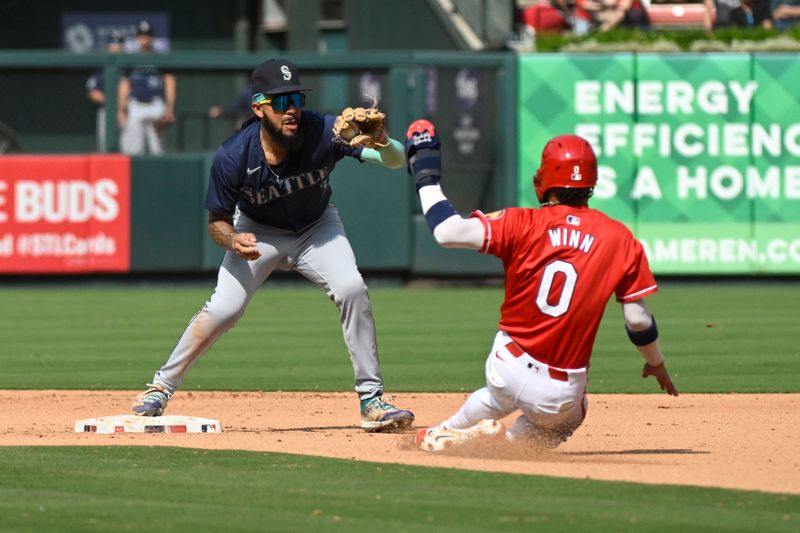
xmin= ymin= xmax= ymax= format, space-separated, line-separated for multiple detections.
xmin=117 ymin=21 xmax=175 ymax=155
xmin=132 ymin=58 xmax=415 ymax=431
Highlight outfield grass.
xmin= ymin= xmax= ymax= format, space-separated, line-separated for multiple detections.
xmin=0 ymin=283 xmax=797 ymax=393
xmin=0 ymin=446 xmax=797 ymax=532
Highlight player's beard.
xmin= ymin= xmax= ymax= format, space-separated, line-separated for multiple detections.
xmin=261 ymin=115 xmax=304 ymax=152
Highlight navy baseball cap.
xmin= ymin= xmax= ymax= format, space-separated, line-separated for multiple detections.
xmin=250 ymin=59 xmax=308 ymax=97
xmin=136 ymin=20 xmax=153 ymax=36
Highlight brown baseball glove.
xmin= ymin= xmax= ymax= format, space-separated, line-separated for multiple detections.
xmin=332 ymin=95 xmax=389 ymax=148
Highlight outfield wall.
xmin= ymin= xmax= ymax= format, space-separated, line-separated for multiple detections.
xmin=0 ymin=153 xmax=502 ymax=276
xmin=0 ymin=51 xmax=514 ymax=276
xmin=2 ymin=51 xmax=799 ymax=276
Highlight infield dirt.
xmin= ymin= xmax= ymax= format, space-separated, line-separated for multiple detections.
xmin=2 ymin=390 xmax=798 ymax=495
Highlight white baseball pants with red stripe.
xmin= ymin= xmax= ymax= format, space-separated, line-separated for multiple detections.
xmin=441 ymin=330 xmax=588 ymax=447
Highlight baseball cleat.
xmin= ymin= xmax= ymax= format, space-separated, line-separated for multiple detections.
xmin=416 ymin=419 xmax=506 ymax=452
xmin=131 ymin=383 xmax=173 ymax=417
xmin=360 ymin=396 xmax=415 ymax=432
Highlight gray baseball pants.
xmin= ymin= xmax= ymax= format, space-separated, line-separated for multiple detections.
xmin=120 ymin=97 xmax=166 ymax=155
xmin=151 ymin=204 xmax=384 ymax=399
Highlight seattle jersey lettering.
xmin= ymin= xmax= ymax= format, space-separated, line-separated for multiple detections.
xmin=547 ymin=227 xmax=595 ymax=253
xmin=240 ymin=167 xmax=329 ymax=204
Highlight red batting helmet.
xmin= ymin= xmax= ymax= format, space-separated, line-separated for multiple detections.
xmin=533 ymin=134 xmax=598 ymax=203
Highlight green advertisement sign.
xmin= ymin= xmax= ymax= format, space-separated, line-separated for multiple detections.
xmin=518 ymin=53 xmax=800 ymax=274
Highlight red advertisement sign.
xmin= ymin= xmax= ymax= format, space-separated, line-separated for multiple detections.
xmin=0 ymin=155 xmax=130 ymax=273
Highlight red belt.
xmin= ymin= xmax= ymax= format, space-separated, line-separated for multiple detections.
xmin=505 ymin=341 xmax=569 ymax=382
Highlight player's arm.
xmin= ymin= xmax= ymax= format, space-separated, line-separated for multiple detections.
xmin=600 ymin=0 xmax=633 ymax=31
xmin=163 ymin=72 xmax=176 ymax=123
xmin=86 ymin=76 xmax=104 ymax=105
xmin=622 ymin=299 xmax=678 ymax=396
xmin=405 ymin=120 xmax=484 ymax=250
xmin=86 ymin=75 xmax=104 ymax=105
xmin=207 ymin=211 xmax=261 ymax=260
xmin=773 ymin=3 xmax=800 ymax=19
xmin=117 ymin=77 xmax=131 ymax=127
xmin=703 ymin=0 xmax=716 ymax=32
xmin=360 ymin=137 xmax=405 ymax=169
xmin=87 ymin=88 xmax=104 ymax=105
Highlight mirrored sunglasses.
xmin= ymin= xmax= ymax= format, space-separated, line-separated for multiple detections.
xmin=252 ymin=92 xmax=306 ymax=112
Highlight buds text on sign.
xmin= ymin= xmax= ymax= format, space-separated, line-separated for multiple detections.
xmin=0 ymin=155 xmax=131 ymax=273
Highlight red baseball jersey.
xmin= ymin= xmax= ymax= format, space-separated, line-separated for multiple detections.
xmin=471 ymin=205 xmax=657 ymax=369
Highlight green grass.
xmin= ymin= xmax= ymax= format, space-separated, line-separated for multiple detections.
xmin=0 ymin=446 xmax=797 ymax=532
xmin=1 ymin=283 xmax=798 ymax=529
xmin=0 ymin=283 xmax=798 ymax=392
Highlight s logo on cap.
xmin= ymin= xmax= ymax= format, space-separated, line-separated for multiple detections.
xmin=281 ymin=65 xmax=292 ymax=81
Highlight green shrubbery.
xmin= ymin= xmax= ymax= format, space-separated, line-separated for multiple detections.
xmin=534 ymin=26 xmax=800 ymax=52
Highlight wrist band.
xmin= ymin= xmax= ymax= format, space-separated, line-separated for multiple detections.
xmin=415 ymin=175 xmax=440 ymax=191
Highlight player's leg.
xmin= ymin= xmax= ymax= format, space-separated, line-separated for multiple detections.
xmin=96 ymin=108 xmax=106 ymax=152
xmin=415 ymin=334 xmax=517 ymax=450
xmin=415 ymin=386 xmax=511 ymax=451
xmin=149 ymin=251 xmax=275 ymax=387
xmin=416 ymin=418 xmax=506 ymax=452
xmin=507 ymin=393 xmax=588 ymax=448
xmin=438 ymin=330 xmax=532 ymax=429
xmin=293 ymin=205 xmax=381 ymax=398
xmin=506 ymin=356 xmax=588 ymax=447
xmin=143 ymin=99 xmax=166 ymax=155
xmin=440 ymin=386 xmax=514 ymax=429
xmin=120 ymin=100 xmax=145 ymax=155
xmin=152 ymin=217 xmax=290 ymax=391
xmin=292 ymin=204 xmax=414 ymax=430
xmin=144 ymin=122 xmax=163 ymax=155
xmin=133 ymin=216 xmax=290 ymax=415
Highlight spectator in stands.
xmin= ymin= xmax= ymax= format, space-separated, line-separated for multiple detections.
xmin=705 ymin=0 xmax=739 ymax=30
xmin=85 ymin=32 xmax=123 ymax=152
xmin=522 ymin=0 xmax=573 ymax=33
xmin=572 ymin=0 xmax=604 ymax=35
xmin=597 ymin=0 xmax=651 ymax=31
xmin=770 ymin=0 xmax=800 ymax=28
xmin=705 ymin=0 xmax=773 ymax=29
xmin=735 ymin=0 xmax=774 ymax=27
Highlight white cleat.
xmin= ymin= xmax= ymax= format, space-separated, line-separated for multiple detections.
xmin=415 ymin=419 xmax=506 ymax=452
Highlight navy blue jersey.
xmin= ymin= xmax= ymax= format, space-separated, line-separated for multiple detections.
xmin=204 ymin=110 xmax=364 ymax=231
xmin=123 ymin=66 xmax=168 ymax=102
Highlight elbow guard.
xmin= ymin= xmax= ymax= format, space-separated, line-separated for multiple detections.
xmin=626 ymin=316 xmax=658 ymax=346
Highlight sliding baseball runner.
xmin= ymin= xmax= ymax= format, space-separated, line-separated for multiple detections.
xmin=405 ymin=120 xmax=678 ymax=452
